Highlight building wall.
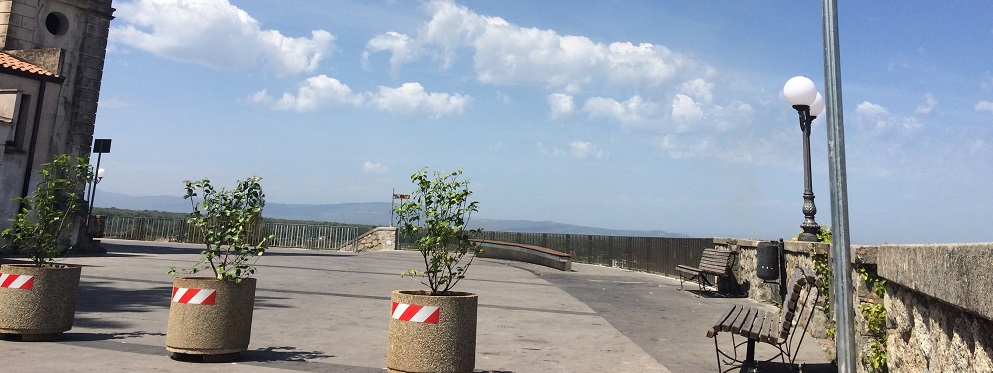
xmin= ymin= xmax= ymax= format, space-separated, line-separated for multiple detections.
xmin=0 ymin=68 xmax=63 ymax=232
xmin=0 ymin=0 xmax=114 ymax=240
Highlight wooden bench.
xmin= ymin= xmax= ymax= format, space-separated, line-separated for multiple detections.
xmin=706 ymin=266 xmax=822 ymax=373
xmin=470 ymin=239 xmax=572 ymax=271
xmin=676 ymin=248 xmax=735 ymax=292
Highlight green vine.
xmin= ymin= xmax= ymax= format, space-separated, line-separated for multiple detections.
xmin=858 ymin=265 xmax=888 ymax=373
xmin=812 ymin=253 xmax=835 ymax=339
xmin=798 ymin=227 xmax=835 ymax=338
xmin=800 ymin=226 xmax=888 ymax=372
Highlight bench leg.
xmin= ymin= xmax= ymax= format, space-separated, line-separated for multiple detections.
xmin=740 ymin=339 xmax=757 ymax=373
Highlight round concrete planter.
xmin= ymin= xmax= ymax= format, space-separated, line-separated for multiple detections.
xmin=0 ymin=263 xmax=81 ymax=341
xmin=387 ymin=290 xmax=478 ymax=373
xmin=166 ymin=277 xmax=256 ymax=360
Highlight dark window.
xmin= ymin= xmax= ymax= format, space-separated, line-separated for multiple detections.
xmin=45 ymin=12 xmax=69 ymax=36
xmin=3 ymin=93 xmax=30 ymax=152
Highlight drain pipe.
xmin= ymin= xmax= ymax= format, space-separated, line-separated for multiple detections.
xmin=18 ymin=79 xmax=49 ymax=205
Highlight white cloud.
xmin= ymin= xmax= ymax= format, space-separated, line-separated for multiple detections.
xmin=365 ymin=0 xmax=704 ymax=91
xmin=547 ymin=93 xmax=574 ymax=119
xmin=362 ymin=162 xmax=389 ymax=174
xmin=363 ymin=31 xmax=418 ymax=74
xmin=914 ymin=92 xmax=936 ymax=115
xmin=855 ymin=101 xmax=923 ymax=136
xmin=567 ymin=140 xmax=603 ymax=159
xmin=855 ymin=101 xmax=889 ymax=117
xmin=538 ymin=140 xmax=604 ymax=159
xmin=653 ymin=134 xmax=715 ymax=159
xmin=251 ymin=78 xmax=467 ymax=117
xmin=583 ymin=96 xmax=659 ymax=125
xmin=671 ymin=94 xmax=704 ymax=122
xmin=250 ymin=75 xmax=364 ymax=112
xmin=975 ymin=101 xmax=993 ymax=113
xmin=370 ymin=82 xmax=469 ymax=118
xmin=679 ymin=78 xmax=714 ymax=102
xmin=111 ymin=0 xmax=334 ymax=76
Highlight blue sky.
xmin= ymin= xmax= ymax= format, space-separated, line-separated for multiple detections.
xmin=95 ymin=0 xmax=993 ymax=244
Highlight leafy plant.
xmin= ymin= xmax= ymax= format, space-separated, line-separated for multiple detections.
xmin=858 ymin=265 xmax=888 ymax=373
xmin=2 ymin=154 xmax=92 ymax=266
xmin=393 ymin=167 xmax=481 ymax=295
xmin=803 ymin=226 xmax=888 ymax=372
xmin=799 ymin=226 xmax=836 ymax=338
xmin=169 ymin=176 xmax=274 ymax=283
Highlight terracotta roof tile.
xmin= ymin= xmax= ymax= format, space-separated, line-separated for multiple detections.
xmin=0 ymin=51 xmax=60 ymax=79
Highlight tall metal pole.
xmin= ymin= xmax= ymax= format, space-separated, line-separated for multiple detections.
xmin=85 ymin=152 xmax=103 ymax=228
xmin=820 ymin=0 xmax=856 ymax=371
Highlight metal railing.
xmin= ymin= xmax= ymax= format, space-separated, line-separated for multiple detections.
xmin=102 ymin=217 xmax=361 ymax=250
xmin=104 ymin=215 xmax=714 ymax=277
xmin=399 ymin=230 xmax=713 ymax=278
xmin=477 ymin=231 xmax=712 ymax=278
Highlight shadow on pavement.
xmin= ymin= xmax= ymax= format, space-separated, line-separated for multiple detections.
xmin=62 ymin=330 xmax=167 ymax=342
xmin=241 ymin=346 xmax=336 ymax=362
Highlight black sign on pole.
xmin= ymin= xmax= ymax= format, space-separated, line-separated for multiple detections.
xmin=93 ymin=138 xmax=112 ymax=153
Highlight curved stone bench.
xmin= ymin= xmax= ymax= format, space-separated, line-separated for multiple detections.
xmin=470 ymin=239 xmax=571 ymax=271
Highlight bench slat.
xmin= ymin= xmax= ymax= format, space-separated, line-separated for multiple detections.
xmin=722 ymin=305 xmax=744 ymax=333
xmin=707 ymin=304 xmax=741 ymax=338
xmin=707 ymin=265 xmax=822 ymax=363
xmin=761 ymin=313 xmax=779 ymax=343
xmin=732 ymin=308 xmax=753 ymax=335
xmin=678 ymin=248 xmax=735 ymax=292
xmin=745 ymin=311 xmax=765 ymax=340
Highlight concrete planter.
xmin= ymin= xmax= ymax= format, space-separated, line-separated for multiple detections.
xmin=0 ymin=263 xmax=81 ymax=341
xmin=387 ymin=290 xmax=478 ymax=373
xmin=166 ymin=277 xmax=256 ymax=361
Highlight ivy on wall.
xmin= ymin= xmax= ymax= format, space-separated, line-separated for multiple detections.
xmin=858 ymin=266 xmax=888 ymax=372
xmin=804 ymin=226 xmax=888 ymax=372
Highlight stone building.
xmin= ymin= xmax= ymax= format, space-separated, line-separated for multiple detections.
xmin=1 ymin=0 xmax=115 ymax=245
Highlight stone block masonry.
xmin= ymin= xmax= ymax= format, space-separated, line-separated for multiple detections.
xmin=341 ymin=227 xmax=397 ymax=252
xmin=719 ymin=237 xmax=993 ymax=372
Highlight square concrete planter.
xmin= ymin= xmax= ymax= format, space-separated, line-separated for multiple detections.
xmin=387 ymin=290 xmax=478 ymax=373
xmin=0 ymin=263 xmax=81 ymax=341
xmin=166 ymin=277 xmax=256 ymax=361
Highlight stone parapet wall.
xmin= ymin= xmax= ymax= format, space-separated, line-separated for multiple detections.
xmin=719 ymin=238 xmax=993 ymax=372
xmin=341 ymin=227 xmax=397 ymax=252
xmin=879 ymin=243 xmax=993 ymax=372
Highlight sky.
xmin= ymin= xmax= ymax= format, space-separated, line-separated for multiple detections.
xmin=94 ymin=0 xmax=993 ymax=245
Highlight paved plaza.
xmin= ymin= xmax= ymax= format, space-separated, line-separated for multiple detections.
xmin=1 ymin=239 xmax=834 ymax=372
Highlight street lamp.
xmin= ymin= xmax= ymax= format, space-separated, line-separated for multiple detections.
xmin=86 ymin=138 xmax=111 ymax=230
xmin=783 ymin=76 xmax=825 ymax=242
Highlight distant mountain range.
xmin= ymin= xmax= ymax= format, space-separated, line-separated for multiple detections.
xmin=94 ymin=191 xmax=687 ymax=238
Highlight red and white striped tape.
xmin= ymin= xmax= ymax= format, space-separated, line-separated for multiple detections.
xmin=171 ymin=287 xmax=216 ymax=305
xmin=0 ymin=273 xmax=33 ymax=289
xmin=391 ymin=302 xmax=440 ymax=324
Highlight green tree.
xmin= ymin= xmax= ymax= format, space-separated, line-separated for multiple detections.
xmin=2 ymin=154 xmax=92 ymax=265
xmin=169 ymin=176 xmax=274 ymax=283
xmin=394 ymin=167 xmax=481 ymax=295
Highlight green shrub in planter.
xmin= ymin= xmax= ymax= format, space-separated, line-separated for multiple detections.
xmin=393 ymin=167 xmax=482 ymax=295
xmin=165 ymin=176 xmax=274 ymax=361
xmin=1 ymin=154 xmax=92 ymax=340
xmin=2 ymin=154 xmax=92 ymax=264
xmin=388 ymin=167 xmax=482 ymax=373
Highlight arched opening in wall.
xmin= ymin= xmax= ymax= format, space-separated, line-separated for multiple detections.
xmin=45 ymin=12 xmax=69 ymax=36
